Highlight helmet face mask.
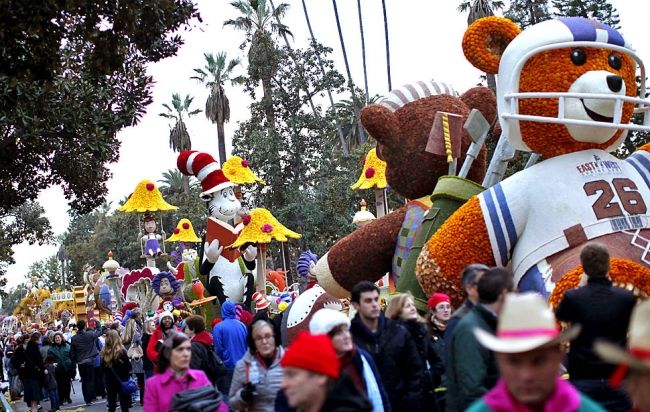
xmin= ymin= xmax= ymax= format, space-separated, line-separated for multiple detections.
xmin=494 ymin=18 xmax=650 ymax=153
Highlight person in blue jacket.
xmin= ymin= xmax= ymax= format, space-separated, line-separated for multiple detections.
xmin=213 ymin=301 xmax=248 ymax=402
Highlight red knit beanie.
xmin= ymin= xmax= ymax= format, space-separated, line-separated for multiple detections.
xmin=281 ymin=332 xmax=340 ymax=378
xmin=428 ymin=293 xmax=451 ymax=310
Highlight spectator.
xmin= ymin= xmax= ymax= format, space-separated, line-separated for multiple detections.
xmin=183 ymin=315 xmax=223 ymax=385
xmin=444 ymin=263 xmax=488 ymax=352
xmin=122 ymin=309 xmax=144 ymax=405
xmin=44 ymin=355 xmax=60 ymax=412
xmin=48 ymin=332 xmax=74 ymax=404
xmin=229 ymin=319 xmax=284 ymax=411
xmin=426 ymin=293 xmax=452 ymax=367
xmin=446 ymin=267 xmax=513 ymax=412
xmin=595 ymin=300 xmax=650 ymax=412
xmin=280 ymin=332 xmax=371 ymax=411
xmin=70 ymin=319 xmax=103 ymax=405
xmin=213 ymin=301 xmax=248 ymax=401
xmin=309 ymin=308 xmax=390 ymax=412
xmin=143 ymin=333 xmax=227 ymax=412
xmin=94 ymin=331 xmax=106 ymax=400
xmin=13 ymin=332 xmax=45 ymax=412
xmin=141 ymin=319 xmax=154 ymax=379
xmin=101 ymin=329 xmax=132 ymax=412
xmin=387 ymin=293 xmax=443 ymax=411
xmin=349 ymin=281 xmax=423 ymax=411
xmin=556 ymin=243 xmax=636 ymax=412
xmin=145 ymin=311 xmax=176 ymax=373
xmin=468 ymin=293 xmax=603 ymax=411
xmin=40 ymin=334 xmax=53 ymax=362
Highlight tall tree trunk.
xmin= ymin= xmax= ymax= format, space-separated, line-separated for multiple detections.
xmin=182 ymin=175 xmax=190 ymax=195
xmin=301 ymin=0 xmax=349 ymax=155
xmin=381 ymin=0 xmax=392 ymax=91
xmin=217 ymin=120 xmax=227 ymax=165
xmin=332 ymin=0 xmax=366 ymax=144
xmin=261 ymin=77 xmax=275 ymax=128
xmin=357 ymin=0 xmax=369 ymax=104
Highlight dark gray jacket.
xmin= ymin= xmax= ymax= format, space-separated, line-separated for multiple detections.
xmin=70 ymin=329 xmax=103 ymax=365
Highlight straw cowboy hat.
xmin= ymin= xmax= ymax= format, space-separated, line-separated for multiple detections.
xmin=595 ymin=300 xmax=650 ymax=383
xmin=474 ymin=293 xmax=581 ymax=353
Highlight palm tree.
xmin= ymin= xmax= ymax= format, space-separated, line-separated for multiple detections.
xmin=191 ymin=52 xmax=244 ymax=165
xmin=335 ymin=93 xmax=382 ymax=149
xmin=224 ymin=0 xmax=292 ymax=128
xmin=158 ymin=169 xmax=188 ymax=197
xmin=458 ymin=0 xmax=505 ymax=91
xmin=381 ymin=0 xmax=392 ymax=91
xmin=356 ymin=0 xmax=369 ymax=104
xmin=159 ymin=93 xmax=202 ymax=194
xmin=332 ymin=0 xmax=366 ymax=144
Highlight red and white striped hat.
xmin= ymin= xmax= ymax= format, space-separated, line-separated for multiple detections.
xmin=177 ymin=151 xmax=234 ymax=196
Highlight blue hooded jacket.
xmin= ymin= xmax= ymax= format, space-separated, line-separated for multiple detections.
xmin=212 ymin=301 xmax=248 ymax=370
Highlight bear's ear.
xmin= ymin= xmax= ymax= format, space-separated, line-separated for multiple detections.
xmin=462 ymin=16 xmax=521 ymax=74
xmin=360 ymin=105 xmax=400 ymax=147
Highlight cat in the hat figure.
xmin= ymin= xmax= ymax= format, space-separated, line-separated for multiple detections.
xmin=177 ymin=150 xmax=257 ymax=306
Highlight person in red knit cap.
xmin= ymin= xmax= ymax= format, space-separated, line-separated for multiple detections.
xmin=427 ymin=292 xmax=453 ymax=365
xmin=280 ymin=332 xmax=371 ymax=412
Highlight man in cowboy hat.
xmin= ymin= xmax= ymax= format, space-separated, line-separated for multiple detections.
xmin=595 ymin=300 xmax=650 ymax=412
xmin=468 ymin=293 xmax=604 ymax=412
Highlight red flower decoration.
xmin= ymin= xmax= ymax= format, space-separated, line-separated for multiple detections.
xmin=182 ymin=222 xmax=190 ymax=230
xmin=241 ymin=159 xmax=250 ymax=168
xmin=146 ymin=183 xmax=155 ymax=191
xmin=242 ymin=215 xmax=251 ymax=225
xmin=173 ymin=228 xmax=180 ymax=234
xmin=365 ymin=167 xmax=375 ymax=178
xmin=261 ymin=223 xmax=274 ymax=233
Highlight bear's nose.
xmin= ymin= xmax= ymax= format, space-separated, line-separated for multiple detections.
xmin=607 ymin=75 xmax=623 ymax=92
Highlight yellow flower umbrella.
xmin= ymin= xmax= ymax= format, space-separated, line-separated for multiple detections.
xmin=118 ymin=179 xmax=178 ymax=212
xmin=223 ymin=156 xmax=265 ymax=185
xmin=351 ymin=149 xmax=389 ymax=218
xmin=229 ymin=208 xmax=300 ymax=297
xmin=351 ymin=149 xmax=387 ymax=190
xmin=166 ymin=218 xmax=202 ymax=243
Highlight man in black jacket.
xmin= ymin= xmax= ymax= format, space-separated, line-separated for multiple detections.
xmin=349 ymin=281 xmax=423 ymax=412
xmin=556 ymin=242 xmax=636 ymax=412
xmin=183 ymin=315 xmax=224 ymax=384
xmin=69 ymin=319 xmax=103 ymax=406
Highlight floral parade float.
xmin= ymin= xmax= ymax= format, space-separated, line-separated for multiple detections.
xmin=315 ymin=79 xmax=498 ymax=305
xmin=415 ymin=16 xmax=650 ymax=308
xmin=177 ymin=150 xmax=259 ymax=306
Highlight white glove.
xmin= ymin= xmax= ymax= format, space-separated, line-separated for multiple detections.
xmin=166 ymin=261 xmax=178 ymax=275
xmin=243 ymin=245 xmax=257 ymax=261
xmin=204 ymin=240 xmax=223 ymax=264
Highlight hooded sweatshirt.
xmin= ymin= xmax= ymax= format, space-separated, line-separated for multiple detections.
xmin=213 ymin=301 xmax=248 ymax=370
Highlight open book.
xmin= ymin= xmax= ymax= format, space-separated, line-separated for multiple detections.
xmin=206 ymin=217 xmax=244 ymax=263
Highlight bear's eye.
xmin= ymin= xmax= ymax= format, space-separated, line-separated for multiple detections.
xmin=608 ymin=53 xmax=622 ymax=70
xmin=570 ymin=48 xmax=587 ymax=66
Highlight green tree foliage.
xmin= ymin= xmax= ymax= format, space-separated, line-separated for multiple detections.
xmin=552 ymin=0 xmax=620 ymax=28
xmin=505 ymin=0 xmax=552 ymax=28
xmin=27 ymin=256 xmax=61 ymax=289
xmin=0 ymin=202 xmax=53 ymax=294
xmin=2 ymin=284 xmax=26 ymax=315
xmin=233 ymin=42 xmax=371 ymax=267
xmin=0 ymin=0 xmax=200 ymax=215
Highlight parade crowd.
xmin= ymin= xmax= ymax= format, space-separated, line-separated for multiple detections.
xmin=2 ymin=243 xmax=649 ymax=412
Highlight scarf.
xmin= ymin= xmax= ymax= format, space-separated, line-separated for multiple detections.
xmin=483 ymin=378 xmax=581 ymax=412
xmin=360 ymin=352 xmax=384 ymax=412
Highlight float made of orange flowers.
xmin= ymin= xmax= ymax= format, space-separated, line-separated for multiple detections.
xmin=351 ymin=148 xmax=387 ymax=190
xmin=222 ymin=156 xmax=265 ymax=185
xmin=549 ymin=258 xmax=650 ymax=309
xmin=229 ymin=208 xmax=301 ymax=248
xmin=118 ymin=179 xmax=178 ymax=212
xmin=462 ymin=16 xmax=520 ymax=75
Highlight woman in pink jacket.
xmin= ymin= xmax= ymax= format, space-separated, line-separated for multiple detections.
xmin=143 ymin=333 xmax=228 ymax=412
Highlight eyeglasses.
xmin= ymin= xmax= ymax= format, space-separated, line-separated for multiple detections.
xmin=254 ymin=334 xmax=274 ymax=343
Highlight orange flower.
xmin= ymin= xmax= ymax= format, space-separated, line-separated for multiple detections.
xmin=462 ymin=16 xmax=520 ymax=74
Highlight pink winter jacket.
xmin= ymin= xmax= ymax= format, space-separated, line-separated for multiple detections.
xmin=143 ymin=368 xmax=228 ymax=412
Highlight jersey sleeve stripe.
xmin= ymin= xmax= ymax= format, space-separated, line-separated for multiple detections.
xmin=627 ymin=152 xmax=650 ymax=190
xmin=482 ymin=188 xmax=509 ymax=267
xmin=494 ymin=183 xmax=518 ymax=249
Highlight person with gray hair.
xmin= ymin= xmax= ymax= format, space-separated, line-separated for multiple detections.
xmin=228 ymin=319 xmax=284 ymax=412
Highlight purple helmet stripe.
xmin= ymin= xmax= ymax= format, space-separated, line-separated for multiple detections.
xmin=558 ymin=17 xmax=625 ymax=47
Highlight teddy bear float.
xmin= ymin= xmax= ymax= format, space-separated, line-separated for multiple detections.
xmin=316 ymin=80 xmax=498 ymax=299
xmin=416 ymin=16 xmax=650 ymax=308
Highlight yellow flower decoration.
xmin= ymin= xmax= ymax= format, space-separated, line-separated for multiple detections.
xmin=230 ymin=208 xmax=301 ymax=248
xmin=118 ymin=179 xmax=178 ymax=212
xmin=462 ymin=16 xmax=521 ymax=74
xmin=351 ymin=149 xmax=387 ymax=190
xmin=222 ymin=156 xmax=265 ymax=185
xmin=167 ymin=218 xmax=202 ymax=243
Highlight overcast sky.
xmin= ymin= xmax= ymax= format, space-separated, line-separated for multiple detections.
xmin=6 ymin=0 xmax=649 ymax=289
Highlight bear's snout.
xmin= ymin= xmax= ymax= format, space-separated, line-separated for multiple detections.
xmin=607 ymin=75 xmax=623 ymax=93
